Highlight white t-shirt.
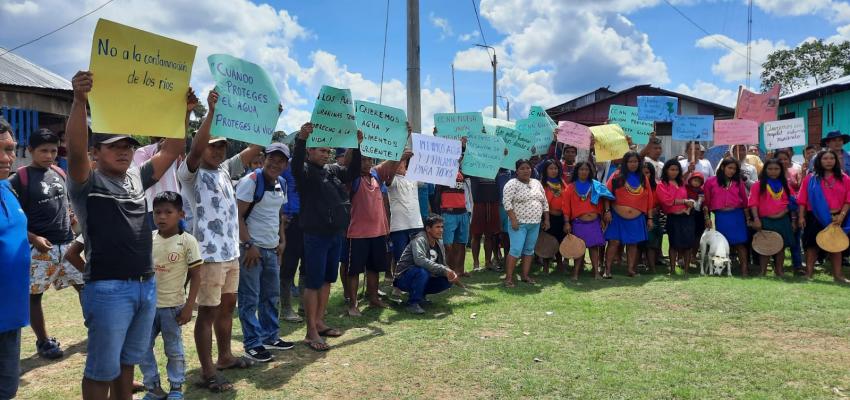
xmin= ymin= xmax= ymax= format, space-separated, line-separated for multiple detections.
xmin=178 ymin=155 xmax=243 ymax=263
xmin=679 ymin=158 xmax=714 ymax=178
xmin=644 ymin=157 xmax=663 ymax=182
xmin=133 ymin=143 xmax=181 ymax=210
xmin=388 ymin=174 xmax=423 ymax=232
xmin=235 ymin=172 xmax=287 ymax=249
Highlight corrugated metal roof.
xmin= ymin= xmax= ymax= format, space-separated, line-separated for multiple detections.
xmin=780 ymin=74 xmax=850 ymax=100
xmin=0 ymin=48 xmax=71 ymax=90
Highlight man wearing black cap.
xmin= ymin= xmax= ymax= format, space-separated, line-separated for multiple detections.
xmin=65 ymin=71 xmax=190 ymax=399
xmin=234 ymin=142 xmax=295 ymax=362
xmin=9 ymin=128 xmax=83 ymax=362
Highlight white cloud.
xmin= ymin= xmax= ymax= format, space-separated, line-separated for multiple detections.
xmin=428 ymin=12 xmax=453 ymax=40
xmin=828 ymin=24 xmax=850 ymax=43
xmin=674 ymin=80 xmax=738 ymax=107
xmin=753 ymin=0 xmax=850 ymax=23
xmin=696 ymin=34 xmax=789 ymax=84
xmin=1 ymin=0 xmax=39 ymax=15
xmin=458 ymin=30 xmax=480 ymax=42
xmin=452 ymin=46 xmax=495 ymax=72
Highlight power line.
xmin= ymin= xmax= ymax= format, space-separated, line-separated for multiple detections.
xmin=661 ymin=0 xmax=758 ymax=64
xmin=0 ymin=0 xmax=118 ymax=58
xmin=471 ymin=0 xmax=488 ymax=47
xmin=379 ymin=0 xmax=390 ymax=104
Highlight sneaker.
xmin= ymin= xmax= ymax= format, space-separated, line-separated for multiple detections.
xmin=166 ymin=389 xmax=184 ymax=400
xmin=263 ymin=339 xmax=295 ymax=351
xmin=36 ymin=337 xmax=63 ymax=360
xmin=142 ymin=386 xmax=168 ymax=400
xmin=406 ymin=303 xmax=426 ymax=314
xmin=244 ymin=346 xmax=273 ymax=362
xmin=281 ymin=308 xmax=303 ymax=323
xmin=420 ymin=298 xmax=433 ymax=306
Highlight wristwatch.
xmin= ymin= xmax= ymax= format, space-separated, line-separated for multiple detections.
xmin=241 ymin=241 xmax=253 ymax=250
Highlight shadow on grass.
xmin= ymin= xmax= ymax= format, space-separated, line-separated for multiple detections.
xmin=20 ymin=338 xmax=88 ymax=377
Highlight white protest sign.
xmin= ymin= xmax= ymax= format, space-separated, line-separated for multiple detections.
xmin=763 ymin=118 xmax=805 ymax=150
xmin=406 ymin=133 xmax=462 ymax=186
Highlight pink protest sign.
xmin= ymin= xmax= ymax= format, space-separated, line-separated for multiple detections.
xmin=713 ymin=119 xmax=759 ymax=145
xmin=735 ymin=84 xmax=780 ymax=124
xmin=556 ymin=120 xmax=591 ymax=149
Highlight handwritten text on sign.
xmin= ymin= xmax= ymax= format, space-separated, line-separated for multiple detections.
xmin=517 ymin=117 xmax=554 ymax=156
xmin=434 ymin=112 xmax=484 ymax=140
xmin=207 ymin=54 xmax=280 ymax=146
xmin=607 ymin=105 xmax=653 ymax=145
xmin=763 ymin=118 xmax=805 ymax=150
xmin=589 ymin=124 xmax=629 ymax=162
xmin=556 ymin=121 xmax=591 ymax=149
xmin=672 ymin=115 xmax=714 ymax=141
xmin=88 ymin=19 xmax=197 ymax=138
xmin=735 ymin=85 xmax=780 ymax=124
xmin=637 ymin=96 xmax=678 ymax=122
xmin=499 ymin=126 xmax=534 ymax=170
xmin=354 ymin=100 xmax=407 ymax=160
xmin=406 ymin=134 xmax=462 ymax=186
xmin=462 ymin=133 xmax=506 ymax=179
xmin=309 ymin=85 xmax=357 ymax=148
xmin=713 ymin=119 xmax=759 ymax=146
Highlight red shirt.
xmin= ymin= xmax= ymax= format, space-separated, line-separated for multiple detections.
xmin=796 ymin=174 xmax=850 ymax=211
xmin=655 ymin=181 xmax=689 ymax=214
xmin=703 ymin=177 xmax=748 ymax=211
xmin=544 ymin=180 xmax=568 ymax=214
xmin=564 ymin=183 xmax=604 ymax=219
xmin=606 ymin=171 xmax=654 ymax=214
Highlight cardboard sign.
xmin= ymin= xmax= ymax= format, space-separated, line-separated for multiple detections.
xmin=735 ymin=84 xmax=780 ymax=124
xmin=763 ymin=118 xmax=805 ymax=150
xmin=589 ymin=124 xmax=629 ymax=162
xmin=637 ymin=96 xmax=678 ymax=122
xmin=462 ymin=133 xmax=506 ymax=179
xmin=309 ymin=85 xmax=357 ymax=148
xmin=406 ymin=134 xmax=462 ymax=186
xmin=517 ymin=117 xmax=554 ymax=156
xmin=608 ymin=105 xmax=653 ymax=145
xmin=498 ymin=126 xmax=533 ymax=170
xmin=354 ymin=100 xmax=407 ymax=160
xmin=483 ymin=117 xmax=515 ymax=135
xmin=88 ymin=19 xmax=197 ymax=137
xmin=207 ymin=54 xmax=280 ymax=146
xmin=556 ymin=121 xmax=591 ymax=150
xmin=672 ymin=115 xmax=714 ymax=141
xmin=434 ymin=112 xmax=484 ymax=140
xmin=713 ymin=119 xmax=758 ymax=146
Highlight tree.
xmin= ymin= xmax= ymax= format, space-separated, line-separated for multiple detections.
xmin=760 ymin=39 xmax=850 ymax=95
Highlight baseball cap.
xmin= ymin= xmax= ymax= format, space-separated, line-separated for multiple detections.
xmin=265 ymin=142 xmax=290 ymax=159
xmin=91 ymin=133 xmax=141 ymax=147
xmin=28 ymin=129 xmax=60 ymax=149
xmin=208 ymin=136 xmax=228 ymax=144
xmin=335 ymin=148 xmax=347 ymax=158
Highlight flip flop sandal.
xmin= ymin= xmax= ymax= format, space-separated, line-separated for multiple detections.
xmin=304 ymin=340 xmax=329 ymax=352
xmin=318 ymin=328 xmax=342 ymax=337
xmin=195 ymin=373 xmax=233 ymax=393
xmin=216 ymin=356 xmax=255 ymax=371
xmin=503 ymin=281 xmax=516 ymax=288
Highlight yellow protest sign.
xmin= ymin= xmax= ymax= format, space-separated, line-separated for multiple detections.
xmin=88 ymin=19 xmax=197 ymax=138
xmin=589 ymin=124 xmax=629 ymax=162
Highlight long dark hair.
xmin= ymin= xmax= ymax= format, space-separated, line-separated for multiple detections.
xmin=759 ymin=158 xmax=791 ymax=195
xmin=643 ymin=161 xmax=658 ymax=190
xmin=571 ymin=161 xmax=595 ymax=183
xmin=813 ymin=149 xmax=845 ymax=181
xmin=715 ymin=157 xmax=742 ymax=187
xmin=660 ymin=158 xmax=683 ymax=186
xmin=538 ymin=159 xmax=562 ymax=181
xmin=613 ymin=151 xmax=643 ymax=190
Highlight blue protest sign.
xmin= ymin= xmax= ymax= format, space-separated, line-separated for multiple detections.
xmin=672 ymin=115 xmax=714 ymax=141
xmin=637 ymin=96 xmax=678 ymax=122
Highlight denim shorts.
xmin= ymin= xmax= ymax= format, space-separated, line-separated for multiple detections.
xmin=82 ymin=278 xmax=157 ymax=381
xmin=442 ymin=213 xmax=470 ymax=244
xmin=507 ymin=223 xmax=540 ymax=258
xmin=303 ymin=233 xmax=342 ymax=290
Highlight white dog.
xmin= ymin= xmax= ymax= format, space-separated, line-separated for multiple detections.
xmin=699 ymin=229 xmax=732 ymax=276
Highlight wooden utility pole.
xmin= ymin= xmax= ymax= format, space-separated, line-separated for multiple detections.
xmin=407 ymin=0 xmax=421 ymax=133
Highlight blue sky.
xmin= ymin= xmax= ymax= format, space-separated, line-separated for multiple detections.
xmin=1 ymin=0 xmax=848 ymax=133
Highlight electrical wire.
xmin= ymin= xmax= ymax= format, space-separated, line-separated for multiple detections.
xmin=0 ymin=0 xmax=118 ymax=58
xmin=471 ymin=0 xmax=488 ymax=47
xmin=661 ymin=0 xmax=758 ymax=64
xmin=378 ymin=0 xmax=390 ymax=104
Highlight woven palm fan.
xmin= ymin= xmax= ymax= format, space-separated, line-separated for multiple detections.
xmin=559 ymin=234 xmax=587 ymax=260
xmin=534 ymin=232 xmax=559 ymax=258
xmin=752 ymin=230 xmax=783 ymax=256
xmin=817 ymin=224 xmax=850 ymax=253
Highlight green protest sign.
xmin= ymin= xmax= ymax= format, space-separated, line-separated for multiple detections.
xmin=207 ymin=54 xmax=281 ymax=146
xmin=528 ymin=105 xmax=556 ymax=126
xmin=517 ymin=117 xmax=554 ymax=156
xmin=309 ymin=85 xmax=357 ymax=148
xmin=483 ymin=117 xmax=515 ymax=135
xmin=498 ymin=126 xmax=533 ymax=170
xmin=434 ymin=112 xmax=484 ymax=140
xmin=607 ymin=105 xmax=653 ymax=145
xmin=354 ymin=100 xmax=407 ymax=160
xmin=462 ymin=132 xmax=506 ymax=179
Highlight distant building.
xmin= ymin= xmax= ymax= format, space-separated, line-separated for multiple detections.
xmin=0 ymin=48 xmax=72 ymax=157
xmin=547 ymin=84 xmax=734 ymax=157
xmin=779 ymin=75 xmax=850 ymax=145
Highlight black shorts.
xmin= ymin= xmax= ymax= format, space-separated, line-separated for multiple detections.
xmin=345 ymin=236 xmax=389 ymax=275
xmin=802 ymin=212 xmax=827 ymax=249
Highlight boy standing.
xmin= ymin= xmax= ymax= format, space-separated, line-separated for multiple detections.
xmin=9 ymin=128 xmax=83 ymax=360
xmin=139 ymin=191 xmax=202 ymax=400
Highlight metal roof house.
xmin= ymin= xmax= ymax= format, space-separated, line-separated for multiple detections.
xmin=0 ymin=48 xmax=73 ymax=152
xmin=778 ymin=75 xmax=850 ymax=145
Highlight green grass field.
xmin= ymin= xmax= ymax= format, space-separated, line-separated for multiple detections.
xmin=15 ymin=253 xmax=850 ymax=399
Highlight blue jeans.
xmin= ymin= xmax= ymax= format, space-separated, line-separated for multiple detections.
xmin=238 ymin=247 xmax=281 ymax=349
xmin=138 ymin=306 xmax=186 ymax=389
xmin=507 ymin=223 xmax=541 ymax=258
xmin=393 ymin=267 xmax=452 ymax=305
xmin=303 ymin=233 xmax=342 ymax=290
xmin=0 ymin=329 xmax=20 ymax=399
xmin=82 ymin=278 xmax=157 ymax=381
